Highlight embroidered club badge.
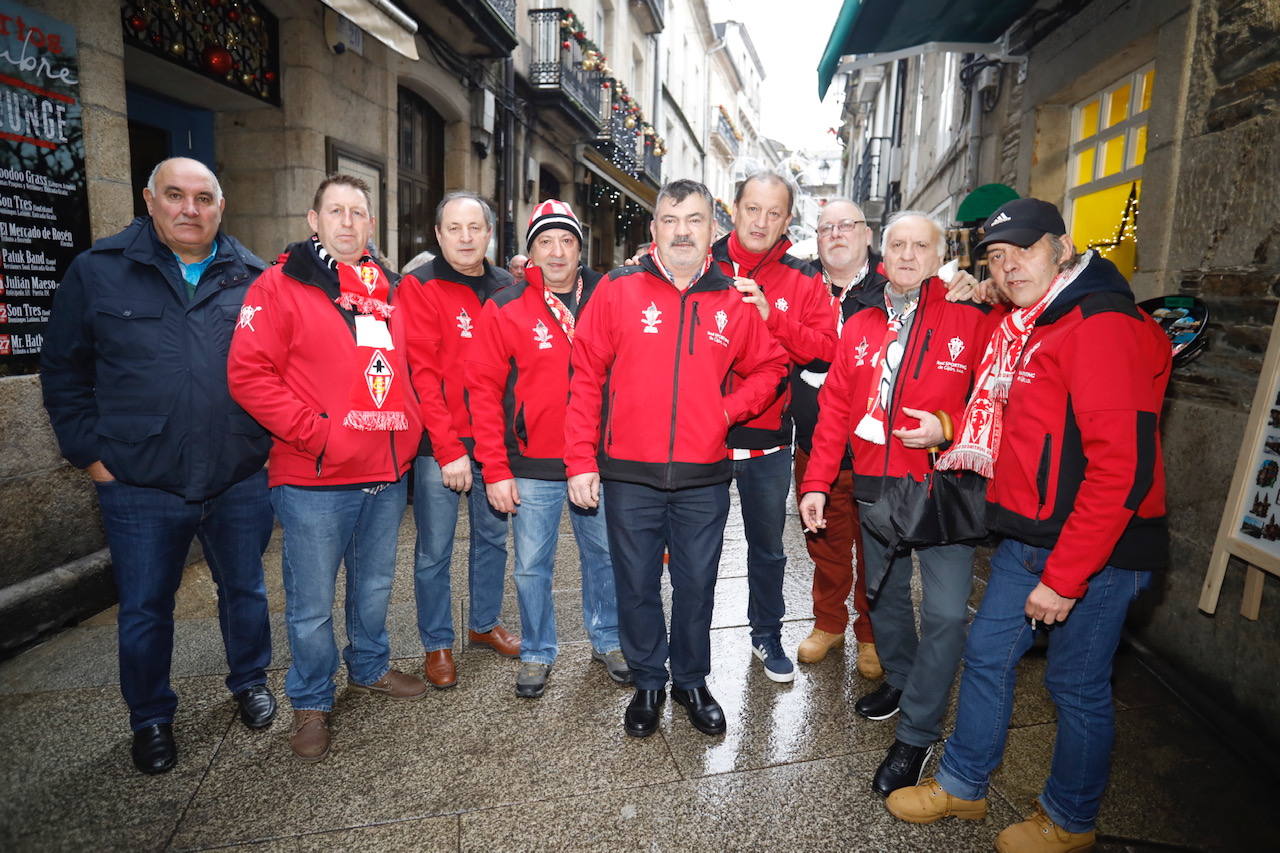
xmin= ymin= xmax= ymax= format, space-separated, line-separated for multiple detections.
xmin=457 ymin=308 xmax=473 ymax=338
xmin=948 ymin=336 xmax=964 ymax=360
xmin=533 ymin=319 xmax=553 ymax=349
xmin=642 ymin=301 xmax=662 ymax=333
xmin=237 ymin=305 xmax=262 ymax=331
xmin=364 ymin=350 xmax=394 ymax=408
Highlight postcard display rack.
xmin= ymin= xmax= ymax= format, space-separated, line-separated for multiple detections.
xmin=1202 ymin=303 xmax=1280 ymax=620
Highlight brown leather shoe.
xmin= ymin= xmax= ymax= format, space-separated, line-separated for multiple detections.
xmin=857 ymin=641 xmax=884 ymax=680
xmin=468 ymin=624 xmax=521 ymax=657
xmin=424 ymin=649 xmax=457 ymax=688
xmin=349 ymin=668 xmax=429 ymax=699
xmin=797 ymin=628 xmax=845 ymax=664
xmin=290 ymin=710 xmax=330 ymax=762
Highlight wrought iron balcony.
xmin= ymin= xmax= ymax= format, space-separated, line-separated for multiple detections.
xmin=714 ymin=109 xmax=740 ymax=157
xmin=421 ymin=0 xmax=517 ymax=56
xmin=528 ymin=8 xmax=603 ymax=134
xmin=639 ymin=141 xmax=662 ymax=187
xmin=593 ymin=81 xmax=641 ymax=175
xmin=480 ymin=0 xmax=516 ymax=34
xmin=851 ymin=136 xmax=891 ymax=204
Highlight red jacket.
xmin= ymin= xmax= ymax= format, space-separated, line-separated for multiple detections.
xmin=227 ymin=242 xmax=422 ymax=487
xmin=398 ymin=257 xmax=513 ymax=465
xmin=466 ymin=265 xmax=603 ymax=483
xmin=712 ymin=233 xmax=836 ymax=448
xmin=985 ymin=254 xmax=1170 ymax=597
xmin=565 ymin=256 xmax=789 ymax=489
xmin=799 ymin=276 xmax=1000 ymax=501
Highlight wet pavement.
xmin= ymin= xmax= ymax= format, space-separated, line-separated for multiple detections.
xmin=0 ymin=491 xmax=1272 ymax=851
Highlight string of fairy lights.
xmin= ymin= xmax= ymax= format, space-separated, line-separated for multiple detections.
xmin=1086 ymin=182 xmax=1140 ymax=260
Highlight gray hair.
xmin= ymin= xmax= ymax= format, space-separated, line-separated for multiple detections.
xmin=146 ymin=157 xmax=223 ymax=204
xmin=734 ymin=168 xmax=797 ymax=216
xmin=880 ymin=210 xmax=946 ymax=260
xmin=656 ymin=178 xmax=714 ymax=214
xmin=436 ymin=191 xmax=495 ymax=230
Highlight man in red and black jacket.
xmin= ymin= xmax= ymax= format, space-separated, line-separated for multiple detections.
xmin=566 ymin=179 xmax=788 ymax=739
xmin=712 ymin=170 xmax=837 ymax=684
xmin=887 ymin=199 xmax=1170 ymax=853
xmin=466 ymin=200 xmax=628 ymax=700
xmin=798 ymin=211 xmax=1000 ymax=797
xmin=398 ymin=192 xmax=518 ymax=690
xmin=228 ymin=175 xmax=428 ymax=762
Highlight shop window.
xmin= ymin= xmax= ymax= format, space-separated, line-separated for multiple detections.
xmin=1066 ymin=64 xmax=1153 ymax=279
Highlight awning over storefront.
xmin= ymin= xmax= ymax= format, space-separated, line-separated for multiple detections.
xmin=956 ymin=183 xmax=1019 ymax=222
xmin=320 ymin=0 xmax=419 ymax=61
xmin=817 ymin=0 xmax=1037 ymax=97
xmin=578 ymin=146 xmax=658 ymax=211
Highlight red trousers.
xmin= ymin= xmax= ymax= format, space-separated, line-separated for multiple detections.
xmin=793 ymin=447 xmax=874 ymax=642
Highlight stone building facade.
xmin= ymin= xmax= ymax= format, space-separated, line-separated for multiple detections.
xmin=0 ymin=0 xmax=764 ymax=654
xmin=835 ymin=0 xmax=1280 ymax=753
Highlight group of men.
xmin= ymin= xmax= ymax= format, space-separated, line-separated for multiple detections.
xmin=41 ymin=154 xmax=1168 ymax=852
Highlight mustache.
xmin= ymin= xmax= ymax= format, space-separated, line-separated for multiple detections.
xmin=669 ymin=238 xmax=696 ymax=247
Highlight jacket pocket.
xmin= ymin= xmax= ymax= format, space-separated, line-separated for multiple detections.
xmin=1036 ymin=433 xmax=1053 ymax=516
xmin=514 ymin=403 xmax=528 ymax=450
xmin=96 ymin=413 xmax=168 ymax=443
xmin=94 ymin=300 xmax=165 ymax=360
xmin=95 ymin=413 xmax=170 ymax=485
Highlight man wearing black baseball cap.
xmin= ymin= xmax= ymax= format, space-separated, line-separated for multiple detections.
xmin=886 ymin=197 xmax=1172 ymax=852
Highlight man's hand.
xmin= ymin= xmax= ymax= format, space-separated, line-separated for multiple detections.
xmin=485 ymin=478 xmax=520 ymax=514
xmin=440 ymin=454 xmax=473 ymax=493
xmin=623 ymin=243 xmax=650 ymax=266
xmin=85 ymin=460 xmax=115 ymax=483
xmin=1025 ymin=581 xmax=1077 ymax=626
xmin=942 ymin=269 xmax=1000 ymax=305
xmin=891 ymin=407 xmax=945 ymax=449
xmin=568 ymin=472 xmax=600 ymax=509
xmin=798 ymin=492 xmax=827 ymax=533
xmin=734 ymin=277 xmax=769 ymax=321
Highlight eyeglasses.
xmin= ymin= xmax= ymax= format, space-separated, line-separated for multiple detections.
xmin=817 ymin=219 xmax=866 ymax=238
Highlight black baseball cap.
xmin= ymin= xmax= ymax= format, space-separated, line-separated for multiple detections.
xmin=974 ymin=198 xmax=1067 ymax=254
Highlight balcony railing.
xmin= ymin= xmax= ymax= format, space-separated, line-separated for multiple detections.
xmin=715 ymin=110 xmax=740 ymax=157
xmin=640 ymin=141 xmax=662 ymax=186
xmin=851 ymin=136 xmax=891 ymax=204
xmin=528 ymin=8 xmax=602 ymax=131
xmin=594 ymin=81 xmax=642 ymax=174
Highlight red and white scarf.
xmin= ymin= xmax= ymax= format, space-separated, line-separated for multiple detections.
xmin=936 ymin=256 xmax=1089 ymax=477
xmin=853 ymin=286 xmax=921 ymax=445
xmin=314 ymin=237 xmax=409 ymax=432
xmin=543 ymin=274 xmax=583 ymax=342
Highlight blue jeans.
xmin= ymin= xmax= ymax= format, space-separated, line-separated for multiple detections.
xmin=936 ymin=539 xmax=1152 ymax=833
xmin=604 ymin=480 xmax=729 ymax=690
xmin=95 ymin=469 xmax=272 ymax=731
xmin=271 ymin=478 xmax=408 ymax=711
xmin=412 ymin=455 xmax=509 ymax=650
xmin=512 ymin=477 xmax=620 ymax=665
xmin=732 ymin=447 xmax=792 ymax=640
xmin=862 ymin=530 xmax=974 ymax=746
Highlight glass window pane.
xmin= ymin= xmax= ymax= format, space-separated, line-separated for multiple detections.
xmin=1077 ymin=99 xmax=1100 ymax=140
xmin=1101 ymin=135 xmax=1126 ymax=176
xmin=1106 ymin=84 xmax=1131 ymax=128
xmin=1070 ymin=180 xmax=1142 ymax=280
xmin=1131 ymin=124 xmax=1148 ymax=167
xmin=1139 ymin=69 xmax=1155 ymax=113
xmin=1074 ymin=147 xmax=1097 ymax=186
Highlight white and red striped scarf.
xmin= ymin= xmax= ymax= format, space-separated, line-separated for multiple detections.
xmin=542 ymin=274 xmax=583 ymax=342
xmin=936 ymin=255 xmax=1089 ymax=477
xmin=853 ymin=287 xmax=920 ymax=445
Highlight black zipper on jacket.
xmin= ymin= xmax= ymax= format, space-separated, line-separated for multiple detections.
xmin=667 ymin=293 xmax=691 ymax=488
xmin=1035 ymin=432 xmax=1053 ymax=517
xmin=689 ymin=301 xmax=700 ymax=355
xmin=912 ymin=328 xmax=934 ymax=379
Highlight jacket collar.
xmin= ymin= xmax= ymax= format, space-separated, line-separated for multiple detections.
xmin=111 ymin=217 xmax=260 ymax=305
xmin=637 ymin=250 xmax=732 ymax=293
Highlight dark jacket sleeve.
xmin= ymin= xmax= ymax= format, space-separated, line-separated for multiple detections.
xmin=40 ymin=254 xmax=100 ymax=469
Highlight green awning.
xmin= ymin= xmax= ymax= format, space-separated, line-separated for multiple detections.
xmin=956 ymin=183 xmax=1019 ymax=222
xmin=817 ymin=0 xmax=1037 ymax=98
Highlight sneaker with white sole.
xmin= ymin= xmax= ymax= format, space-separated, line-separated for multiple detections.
xmin=751 ymin=636 xmax=795 ymax=683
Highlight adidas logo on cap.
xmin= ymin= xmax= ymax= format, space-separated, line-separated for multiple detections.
xmin=989 ymin=211 xmax=1012 ymax=226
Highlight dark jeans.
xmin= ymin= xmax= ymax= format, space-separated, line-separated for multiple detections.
xmin=603 ymin=480 xmax=730 ymax=690
xmin=95 ymin=469 xmax=273 ymax=731
xmin=732 ymin=448 xmax=792 ymax=640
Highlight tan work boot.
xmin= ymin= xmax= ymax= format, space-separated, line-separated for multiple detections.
xmin=290 ymin=710 xmax=330 ymax=762
xmin=885 ymin=777 xmax=988 ymax=824
xmin=995 ymin=804 xmax=1096 ymax=852
xmin=856 ymin=641 xmax=884 ymax=680
xmin=349 ymin=668 xmax=429 ymax=699
xmin=796 ymin=628 xmax=845 ymax=663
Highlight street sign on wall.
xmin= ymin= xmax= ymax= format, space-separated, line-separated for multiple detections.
xmin=0 ymin=1 xmax=90 ymax=374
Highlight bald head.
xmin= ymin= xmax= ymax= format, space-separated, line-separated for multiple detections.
xmin=142 ymin=157 xmax=225 ymax=262
xmin=816 ymin=198 xmax=871 ymax=282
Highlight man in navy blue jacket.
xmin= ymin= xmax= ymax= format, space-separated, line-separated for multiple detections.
xmin=41 ymin=157 xmax=276 ymax=775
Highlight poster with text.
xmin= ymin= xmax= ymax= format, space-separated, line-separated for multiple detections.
xmin=0 ymin=1 xmax=89 ymax=374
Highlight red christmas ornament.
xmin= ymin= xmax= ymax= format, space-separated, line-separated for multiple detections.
xmin=151 ymin=33 xmax=162 ymax=44
xmin=602 ymin=81 xmax=611 ymax=89
xmin=561 ymin=40 xmax=570 ymax=49
xmin=574 ymin=31 xmax=585 ymax=41
xmin=264 ymin=70 xmax=276 ymax=82
xmin=612 ymin=103 xmax=620 ymax=111
xmin=227 ymin=9 xmax=240 ymax=22
xmin=128 ymin=14 xmax=147 ymax=32
xmin=201 ymin=45 xmax=234 ymax=76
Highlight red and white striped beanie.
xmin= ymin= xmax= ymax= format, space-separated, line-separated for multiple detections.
xmin=526 ymin=199 xmax=583 ymax=248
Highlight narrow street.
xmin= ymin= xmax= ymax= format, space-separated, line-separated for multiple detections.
xmin=0 ymin=493 xmax=1270 ymax=851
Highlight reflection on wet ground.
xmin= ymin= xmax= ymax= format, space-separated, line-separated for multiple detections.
xmin=1 ymin=491 xmax=1273 ymax=850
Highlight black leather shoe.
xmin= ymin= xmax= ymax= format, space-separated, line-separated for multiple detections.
xmin=234 ymin=684 xmax=278 ymax=729
xmin=855 ymin=682 xmax=902 ymax=721
xmin=131 ymin=723 xmax=177 ymax=775
xmin=871 ymin=739 xmax=934 ymax=797
xmin=672 ymin=686 xmax=726 ymax=735
xmin=624 ymin=688 xmax=665 ymax=738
